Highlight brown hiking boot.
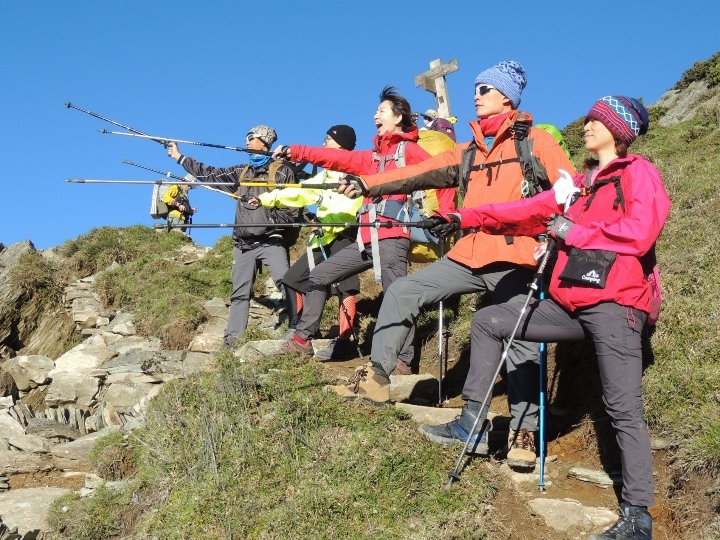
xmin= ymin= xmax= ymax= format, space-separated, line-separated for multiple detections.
xmin=324 ymin=362 xmax=390 ymax=404
xmin=390 ymin=360 xmax=411 ymax=375
xmin=507 ymin=428 xmax=537 ymax=468
xmin=272 ymin=337 xmax=314 ymax=356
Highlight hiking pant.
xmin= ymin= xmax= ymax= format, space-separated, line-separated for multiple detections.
xmin=295 ymin=237 xmax=410 ymax=341
xmin=282 ymin=235 xmax=360 ymax=296
xmin=371 ymin=257 xmax=539 ymax=431
xmin=469 ymin=299 xmax=653 ymax=507
xmin=167 ymin=215 xmax=188 ymax=233
xmin=225 ymin=239 xmax=289 ymax=346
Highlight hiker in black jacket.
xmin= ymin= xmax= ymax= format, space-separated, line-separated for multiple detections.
xmin=167 ymin=125 xmax=300 ymax=347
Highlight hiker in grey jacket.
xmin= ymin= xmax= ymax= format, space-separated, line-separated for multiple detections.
xmin=167 ymin=125 xmax=300 ymax=347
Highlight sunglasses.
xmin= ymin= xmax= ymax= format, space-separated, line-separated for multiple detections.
xmin=475 ymin=84 xmax=496 ymax=96
xmin=246 ymin=134 xmax=258 ymax=144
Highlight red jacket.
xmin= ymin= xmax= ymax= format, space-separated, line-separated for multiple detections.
xmin=457 ymin=155 xmax=671 ymax=314
xmin=290 ymin=127 xmax=439 ymax=243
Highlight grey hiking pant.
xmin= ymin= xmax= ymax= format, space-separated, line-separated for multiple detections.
xmin=295 ymin=237 xmax=410 ymax=341
xmin=469 ymin=299 xmax=653 ymax=507
xmin=371 ymin=257 xmax=540 ymax=431
xmin=225 ymin=239 xmax=289 ymax=346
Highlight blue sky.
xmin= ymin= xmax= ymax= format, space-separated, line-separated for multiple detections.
xmin=2 ymin=1 xmax=718 ymax=250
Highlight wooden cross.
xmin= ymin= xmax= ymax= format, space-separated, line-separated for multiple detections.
xmin=414 ymin=58 xmax=459 ymax=119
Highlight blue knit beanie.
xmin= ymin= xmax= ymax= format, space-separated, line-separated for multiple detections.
xmin=474 ymin=61 xmax=527 ymax=108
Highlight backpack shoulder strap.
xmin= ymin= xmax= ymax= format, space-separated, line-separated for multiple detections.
xmin=394 ymin=140 xmax=407 ymax=168
xmin=267 ymin=160 xmax=286 ymax=184
xmin=459 ymin=140 xmax=478 ymax=196
xmin=511 ymin=120 xmax=551 ymax=197
xmin=584 ymin=175 xmax=624 ymax=211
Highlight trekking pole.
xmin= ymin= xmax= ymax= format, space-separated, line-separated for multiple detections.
xmin=538 ymin=270 xmax=547 ymax=492
xmin=445 ymin=239 xmax=556 ymax=488
xmin=437 ymin=239 xmax=446 ymax=406
xmin=316 ymin=234 xmax=363 ymax=358
xmin=65 ymin=102 xmax=167 ymax=146
xmin=156 ymin=221 xmax=428 ymax=230
xmin=66 ymin=178 xmax=235 ymax=186
xmin=67 ymin=176 xmax=338 ymax=190
xmin=99 ymin=130 xmax=275 ymax=156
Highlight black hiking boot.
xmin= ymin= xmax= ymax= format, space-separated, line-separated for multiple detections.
xmin=589 ymin=503 xmax=652 ymax=540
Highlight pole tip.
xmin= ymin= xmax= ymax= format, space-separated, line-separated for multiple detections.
xmin=64 ymin=101 xmax=72 ymax=108
xmin=66 ymin=178 xmax=83 ymax=183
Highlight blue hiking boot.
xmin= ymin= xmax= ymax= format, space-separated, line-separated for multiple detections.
xmin=589 ymin=503 xmax=652 ymax=540
xmin=418 ymin=409 xmax=490 ymax=456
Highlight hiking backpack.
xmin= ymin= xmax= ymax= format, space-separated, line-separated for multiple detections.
xmin=150 ymin=183 xmax=170 ymax=220
xmin=239 ymin=160 xmax=303 ymax=248
xmin=367 ymin=130 xmax=457 ymax=264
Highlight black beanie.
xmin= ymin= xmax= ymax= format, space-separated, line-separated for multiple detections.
xmin=326 ymin=124 xmax=356 ymax=150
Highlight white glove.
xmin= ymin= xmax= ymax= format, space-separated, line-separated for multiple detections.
xmin=553 ymin=169 xmax=580 ymax=212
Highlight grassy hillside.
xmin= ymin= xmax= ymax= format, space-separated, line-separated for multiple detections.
xmin=43 ymin=69 xmax=720 ymax=538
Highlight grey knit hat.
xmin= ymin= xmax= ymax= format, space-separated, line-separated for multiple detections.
xmin=247 ymin=125 xmax=277 ymax=148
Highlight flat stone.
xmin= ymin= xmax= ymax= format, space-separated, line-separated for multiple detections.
xmin=568 ymin=465 xmax=623 ymax=487
xmin=0 ymin=487 xmax=71 ymax=536
xmin=203 ymin=297 xmax=229 ymax=319
xmin=51 ymin=426 xmax=119 ymax=471
xmin=5 ymin=432 xmax=51 ymax=454
xmin=3 ymin=355 xmax=54 ymax=391
xmin=650 ymin=437 xmax=672 ymax=450
xmin=529 ymin=498 xmax=617 ymax=534
xmin=389 ymin=373 xmax=437 ymax=403
xmin=25 ymin=418 xmax=82 ymax=441
xmin=0 ymin=450 xmax=53 ymax=474
xmin=395 ymin=403 xmax=461 ymax=424
xmin=51 ymin=346 xmax=117 ymax=375
xmin=45 ymin=371 xmax=99 ymax=408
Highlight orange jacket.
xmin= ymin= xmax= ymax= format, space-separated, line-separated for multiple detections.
xmin=361 ymin=110 xmax=576 ymax=269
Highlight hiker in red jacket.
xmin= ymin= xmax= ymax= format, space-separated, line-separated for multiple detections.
xmin=426 ymin=96 xmax=670 ymax=540
xmin=272 ymin=87 xmax=451 ymax=356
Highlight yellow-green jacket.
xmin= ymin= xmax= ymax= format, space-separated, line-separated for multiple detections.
xmin=258 ymin=170 xmax=362 ymax=248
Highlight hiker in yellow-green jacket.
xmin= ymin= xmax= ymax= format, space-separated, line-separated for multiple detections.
xmin=256 ymin=125 xmax=363 ymax=360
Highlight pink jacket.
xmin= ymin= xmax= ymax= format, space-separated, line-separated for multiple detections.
xmin=290 ymin=127 xmax=442 ymax=243
xmin=456 ymin=155 xmax=671 ymax=314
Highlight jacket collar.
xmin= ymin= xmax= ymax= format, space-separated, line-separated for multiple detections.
xmin=373 ymin=125 xmax=420 ymax=152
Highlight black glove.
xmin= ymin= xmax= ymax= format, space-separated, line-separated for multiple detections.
xmin=547 ymin=214 xmax=574 ymax=241
xmin=342 ymin=175 xmax=368 ymax=198
xmin=421 ymin=213 xmax=461 ymax=238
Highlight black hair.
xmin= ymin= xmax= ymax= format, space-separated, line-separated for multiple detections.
xmin=379 ymin=86 xmax=414 ymax=131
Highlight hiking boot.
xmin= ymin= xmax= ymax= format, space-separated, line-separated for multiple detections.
xmin=418 ymin=407 xmax=490 ymax=455
xmin=273 ymin=336 xmax=313 ymax=356
xmin=588 ymin=503 xmax=652 ymax=540
xmin=324 ymin=362 xmax=390 ymax=404
xmin=507 ymin=429 xmax=537 ymax=468
xmin=390 ymin=360 xmax=411 ymax=375
xmin=314 ymin=336 xmax=359 ymax=360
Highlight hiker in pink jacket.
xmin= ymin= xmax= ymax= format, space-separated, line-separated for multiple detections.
xmin=425 ymin=96 xmax=670 ymax=540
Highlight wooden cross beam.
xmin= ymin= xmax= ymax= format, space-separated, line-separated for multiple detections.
xmin=414 ymin=58 xmax=459 ymax=119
